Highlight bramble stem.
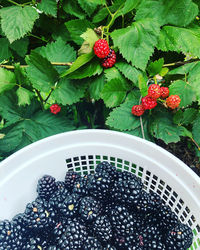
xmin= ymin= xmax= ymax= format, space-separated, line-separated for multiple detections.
xmin=163 ymin=58 xmax=200 ymax=67
xmin=7 ymin=0 xmax=21 ymax=6
xmin=0 ymin=62 xmax=73 ymax=69
xmin=28 ymin=33 xmax=48 ymax=43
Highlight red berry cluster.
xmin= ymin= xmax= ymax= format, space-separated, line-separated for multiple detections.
xmin=50 ymin=104 xmax=61 ymax=114
xmin=93 ymin=39 xmax=116 ymax=68
xmin=132 ymin=84 xmax=181 ymax=117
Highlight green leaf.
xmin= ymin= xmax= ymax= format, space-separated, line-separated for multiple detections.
xmin=147 ymin=58 xmax=164 ymax=76
xmin=78 ymin=0 xmax=100 ymax=16
xmin=0 ymin=68 xmax=16 ymax=94
xmin=79 ymin=28 xmax=99 ymax=55
xmin=14 ymin=63 xmax=30 ymax=86
xmin=180 ymin=126 xmax=193 ymax=139
xmin=38 ymin=38 xmax=76 ymax=63
xmin=0 ymin=93 xmax=75 ymax=153
xmin=193 ymin=113 xmax=200 ymax=147
xmin=138 ymin=74 xmax=148 ymax=97
xmin=182 ymin=109 xmax=198 ymax=125
xmin=61 ymin=52 xmax=94 ymax=77
xmin=169 ymin=80 xmax=196 ymax=107
xmin=0 ymin=38 xmax=11 ymax=62
xmin=9 ymin=37 xmax=29 ymax=57
xmin=157 ymin=25 xmax=200 ymax=58
xmin=37 ymin=0 xmax=57 ymax=17
xmin=65 ymin=19 xmax=94 ymax=45
xmin=104 ymin=67 xmax=124 ymax=82
xmin=168 ymin=62 xmax=198 ymax=75
xmin=88 ymin=74 xmax=105 ymax=100
xmin=26 ymin=51 xmax=59 ymax=92
xmin=101 ymin=78 xmax=129 ymax=108
xmin=67 ymin=57 xmax=103 ymax=79
xmin=115 ymin=61 xmax=143 ymax=86
xmin=0 ymin=6 xmax=39 ymax=43
xmin=135 ymin=0 xmax=198 ymax=27
xmin=106 ymin=100 xmax=140 ymax=131
xmin=111 ymin=19 xmax=160 ymax=71
xmin=63 ymin=0 xmax=86 ymax=19
xmin=51 ymin=78 xmax=86 ymax=105
xmin=188 ymin=62 xmax=200 ymax=102
xmin=16 ymin=87 xmax=34 ymax=106
xmin=149 ymin=111 xmax=183 ymax=143
xmin=115 ymin=0 xmax=141 ymax=18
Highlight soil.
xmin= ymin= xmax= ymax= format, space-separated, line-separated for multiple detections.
xmin=156 ymin=138 xmax=200 ymax=177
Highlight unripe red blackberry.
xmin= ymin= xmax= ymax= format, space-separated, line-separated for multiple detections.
xmin=131 ymin=104 xmax=145 ymax=116
xmin=141 ymin=96 xmax=157 ymax=110
xmin=102 ymin=49 xmax=116 ymax=68
xmin=93 ymin=39 xmax=110 ymax=58
xmin=166 ymin=95 xmax=181 ymax=109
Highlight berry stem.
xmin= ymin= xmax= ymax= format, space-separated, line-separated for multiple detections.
xmin=0 ymin=62 xmax=73 ymax=69
xmin=163 ymin=58 xmax=200 ymax=67
xmin=7 ymin=0 xmax=22 ymax=6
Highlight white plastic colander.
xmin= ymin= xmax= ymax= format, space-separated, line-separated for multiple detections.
xmin=0 ymin=129 xmax=199 ymax=249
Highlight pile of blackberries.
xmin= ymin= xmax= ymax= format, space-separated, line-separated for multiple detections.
xmin=0 ymin=161 xmax=193 ymax=249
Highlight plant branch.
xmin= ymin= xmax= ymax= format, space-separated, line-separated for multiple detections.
xmin=163 ymin=58 xmax=200 ymax=67
xmin=28 ymin=33 xmax=49 ymax=43
xmin=7 ymin=0 xmax=21 ymax=6
xmin=0 ymin=62 xmax=73 ymax=69
xmin=190 ymin=137 xmax=200 ymax=151
xmin=34 ymin=89 xmax=44 ymax=109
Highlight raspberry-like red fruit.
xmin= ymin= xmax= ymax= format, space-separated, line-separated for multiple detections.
xmin=93 ymin=39 xmax=110 ymax=58
xmin=166 ymin=95 xmax=181 ymax=109
xmin=160 ymin=87 xmax=169 ymax=98
xmin=50 ymin=104 xmax=61 ymax=114
xmin=102 ymin=49 xmax=116 ymax=68
xmin=148 ymin=84 xmax=161 ymax=99
xmin=131 ymin=105 xmax=145 ymax=116
xmin=141 ymin=96 xmax=157 ymax=110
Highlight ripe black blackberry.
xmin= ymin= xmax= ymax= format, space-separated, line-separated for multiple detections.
xmin=148 ymin=191 xmax=162 ymax=212
xmin=55 ymin=181 xmax=65 ymax=190
xmin=136 ymin=224 xmax=162 ymax=249
xmin=110 ymin=205 xmax=136 ymax=236
xmin=24 ymin=199 xmax=56 ymax=231
xmin=113 ymin=233 xmax=135 ymax=249
xmin=73 ymin=175 xmax=90 ymax=196
xmin=103 ymin=244 xmax=117 ymax=250
xmin=95 ymin=161 xmax=118 ymax=179
xmin=82 ymin=237 xmax=103 ymax=250
xmin=12 ymin=213 xmax=29 ymax=239
xmin=57 ymin=193 xmax=80 ymax=219
xmin=79 ymin=196 xmax=102 ymax=223
xmin=48 ymin=246 xmax=61 ymax=250
xmin=37 ymin=175 xmax=57 ymax=200
xmin=88 ymin=171 xmax=113 ymax=200
xmin=0 ymin=220 xmax=23 ymax=250
xmin=165 ymin=223 xmax=193 ymax=249
xmin=22 ymin=236 xmax=49 ymax=249
xmin=111 ymin=171 xmax=143 ymax=206
xmin=93 ymin=215 xmax=113 ymax=244
xmin=143 ymin=240 xmax=166 ymax=249
xmin=51 ymin=220 xmax=68 ymax=243
xmin=49 ymin=188 xmax=70 ymax=212
xmin=64 ymin=171 xmax=81 ymax=191
xmin=58 ymin=220 xmax=88 ymax=249
xmin=157 ymin=205 xmax=178 ymax=231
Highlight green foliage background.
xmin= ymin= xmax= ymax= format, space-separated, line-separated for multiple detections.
xmin=0 ymin=0 xmax=200 ymax=161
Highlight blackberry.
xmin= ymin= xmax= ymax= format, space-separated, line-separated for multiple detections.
xmin=113 ymin=234 xmax=135 ymax=249
xmin=37 ymin=175 xmax=57 ymax=200
xmin=51 ymin=220 xmax=68 ymax=243
xmin=58 ymin=220 xmax=88 ymax=249
xmin=102 ymin=49 xmax=116 ymax=68
xmin=24 ymin=199 xmax=56 ymax=231
xmin=148 ymin=191 xmax=162 ymax=212
xmin=79 ymin=196 xmax=102 ymax=223
xmin=49 ymin=188 xmax=70 ymax=211
xmin=103 ymin=244 xmax=117 ymax=250
xmin=93 ymin=215 xmax=113 ymax=244
xmin=73 ymin=175 xmax=90 ymax=196
xmin=157 ymin=205 xmax=178 ymax=231
xmin=137 ymin=224 xmax=162 ymax=248
xmin=82 ymin=237 xmax=103 ymax=250
xmin=95 ymin=161 xmax=118 ymax=179
xmin=64 ymin=171 xmax=81 ymax=191
xmin=57 ymin=193 xmax=80 ymax=219
xmin=103 ymin=200 xmax=117 ymax=215
xmin=23 ymin=236 xmax=49 ymax=249
xmin=88 ymin=171 xmax=113 ymax=200
xmin=110 ymin=206 xmax=136 ymax=236
xmin=111 ymin=171 xmax=143 ymax=206
xmin=0 ymin=220 xmax=23 ymax=250
xmin=48 ymin=246 xmax=61 ymax=250
xmin=143 ymin=240 xmax=166 ymax=249
xmin=12 ymin=213 xmax=29 ymax=238
xmin=55 ymin=181 xmax=65 ymax=190
xmin=165 ymin=223 xmax=193 ymax=249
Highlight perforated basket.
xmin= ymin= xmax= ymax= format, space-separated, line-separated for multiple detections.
xmin=0 ymin=129 xmax=200 ymax=249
